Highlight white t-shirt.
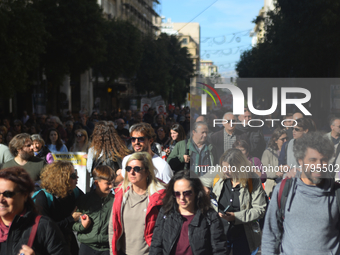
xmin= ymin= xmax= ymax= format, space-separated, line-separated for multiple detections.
xmin=121 ymin=154 xmax=173 ymax=183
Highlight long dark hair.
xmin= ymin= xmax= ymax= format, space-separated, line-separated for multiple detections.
xmin=170 ymin=124 xmax=186 ymax=145
xmin=162 ymin=170 xmax=211 ymax=215
xmin=46 ymin=128 xmax=63 ymax=151
xmin=268 ymin=128 xmax=288 ymax=151
xmin=0 ymin=167 xmax=36 ymax=212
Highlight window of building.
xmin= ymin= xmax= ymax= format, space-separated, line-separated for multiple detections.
xmin=182 ymin=38 xmax=188 ymax=45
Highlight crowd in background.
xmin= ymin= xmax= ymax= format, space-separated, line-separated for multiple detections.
xmin=1 ymin=105 xmax=340 ymax=255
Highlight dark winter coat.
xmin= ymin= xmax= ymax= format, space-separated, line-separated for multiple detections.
xmin=149 ymin=208 xmax=227 ymax=255
xmin=0 ymin=208 xmax=71 ymax=255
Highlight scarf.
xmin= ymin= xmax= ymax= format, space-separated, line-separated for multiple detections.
xmin=0 ymin=217 xmax=10 ymax=243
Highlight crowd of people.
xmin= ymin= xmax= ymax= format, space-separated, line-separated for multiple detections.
xmin=0 ymin=105 xmax=340 ymax=255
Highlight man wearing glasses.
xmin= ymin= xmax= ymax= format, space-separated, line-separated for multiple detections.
xmin=116 ymin=123 xmax=173 ymax=184
xmin=2 ymin=133 xmax=45 ymax=182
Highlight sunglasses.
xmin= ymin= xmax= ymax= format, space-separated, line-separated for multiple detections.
xmin=173 ymin=190 xmax=193 ymax=198
xmin=126 ymin=166 xmax=144 ymax=173
xmin=131 ymin=137 xmax=145 ymax=143
xmin=70 ymin=170 xmax=78 ymax=180
xmin=0 ymin=190 xmax=17 ymax=198
xmin=76 ymin=134 xmax=84 ymax=138
xmin=293 ymin=127 xmax=303 ymax=132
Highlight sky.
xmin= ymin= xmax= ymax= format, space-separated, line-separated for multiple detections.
xmin=159 ymin=0 xmax=264 ymax=78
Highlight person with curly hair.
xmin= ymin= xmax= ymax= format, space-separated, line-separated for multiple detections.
xmin=46 ymin=128 xmax=68 ymax=153
xmin=33 ymin=161 xmax=84 ymax=254
xmin=0 ymin=166 xmax=71 ymax=255
xmin=149 ymin=170 xmax=227 ymax=255
xmin=86 ymin=121 xmax=131 ymax=187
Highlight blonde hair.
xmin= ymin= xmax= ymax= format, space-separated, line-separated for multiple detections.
xmin=219 ymin=148 xmax=252 ymax=187
xmin=71 ymin=129 xmax=89 ymax=152
xmin=120 ymin=152 xmax=164 ymax=194
xmin=40 ymin=161 xmax=74 ymax=198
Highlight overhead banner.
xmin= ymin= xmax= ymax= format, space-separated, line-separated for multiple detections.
xmin=52 ymin=152 xmax=89 ymax=193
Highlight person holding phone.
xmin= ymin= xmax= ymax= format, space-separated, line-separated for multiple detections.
xmin=200 ymin=149 xmax=267 ymax=255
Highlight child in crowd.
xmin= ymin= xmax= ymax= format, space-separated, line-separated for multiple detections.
xmin=73 ymin=165 xmax=115 ymax=255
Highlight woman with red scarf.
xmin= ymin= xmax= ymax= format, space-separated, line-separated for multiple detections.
xmin=0 ymin=167 xmax=70 ymax=255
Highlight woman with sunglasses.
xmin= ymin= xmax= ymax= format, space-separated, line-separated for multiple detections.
xmin=149 ymin=170 xmax=227 ymax=255
xmin=33 ymin=161 xmax=84 ymax=254
xmin=87 ymin=121 xmax=130 ymax=186
xmin=261 ymin=128 xmax=288 ymax=198
xmin=46 ymin=128 xmax=68 ymax=153
xmin=70 ymin=129 xmax=90 ymax=153
xmin=200 ymin=149 xmax=267 ymax=255
xmin=109 ymin=152 xmax=166 ymax=255
xmin=0 ymin=166 xmax=71 ymax=255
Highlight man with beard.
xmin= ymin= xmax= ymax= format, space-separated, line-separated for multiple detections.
xmin=2 ymin=133 xmax=45 ymax=181
xmin=235 ymin=108 xmax=266 ymax=159
xmin=262 ymin=132 xmax=340 ymax=255
xmin=116 ymin=122 xmax=173 ymax=183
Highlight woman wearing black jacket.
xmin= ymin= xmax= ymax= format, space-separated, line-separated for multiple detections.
xmin=0 ymin=167 xmax=70 ymax=255
xmin=149 ymin=170 xmax=227 ymax=255
xmin=34 ymin=161 xmax=83 ymax=255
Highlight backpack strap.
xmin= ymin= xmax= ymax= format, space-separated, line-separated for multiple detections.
xmin=32 ymin=189 xmax=54 ymax=207
xmin=27 ymin=215 xmax=42 ymax=248
xmin=277 ymin=178 xmax=293 ymax=229
xmin=333 ymin=182 xmax=340 ymax=212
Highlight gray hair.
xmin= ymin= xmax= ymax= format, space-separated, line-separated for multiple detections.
xmin=294 ymin=131 xmax=334 ymax=162
xmin=192 ymin=121 xmax=208 ymax=132
xmin=30 ymin=134 xmax=45 ymax=146
xmin=330 ymin=117 xmax=340 ymax=126
xmin=223 ymin=112 xmax=234 ymax=119
xmin=50 ymin=116 xmax=62 ymax=126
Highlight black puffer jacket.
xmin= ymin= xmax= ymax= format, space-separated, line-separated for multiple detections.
xmin=0 ymin=208 xmax=71 ymax=255
xmin=149 ymin=207 xmax=227 ymax=255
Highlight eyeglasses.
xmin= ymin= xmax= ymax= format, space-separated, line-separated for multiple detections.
xmin=126 ymin=166 xmax=144 ymax=173
xmin=158 ymin=129 xmax=164 ymax=132
xmin=0 ymin=190 xmax=17 ymax=198
xmin=293 ymin=127 xmax=303 ymax=132
xmin=131 ymin=137 xmax=145 ymax=143
xmin=70 ymin=170 xmax=78 ymax=180
xmin=76 ymin=134 xmax=84 ymax=138
xmin=173 ymin=190 xmax=193 ymax=198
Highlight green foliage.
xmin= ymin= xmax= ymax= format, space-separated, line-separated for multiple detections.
xmin=93 ymin=19 xmax=143 ymax=84
xmin=237 ymin=0 xmax=340 ymax=77
xmin=0 ymin=0 xmax=46 ymax=97
xmin=135 ymin=33 xmax=194 ymax=104
xmin=36 ymin=0 xmax=106 ymax=83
